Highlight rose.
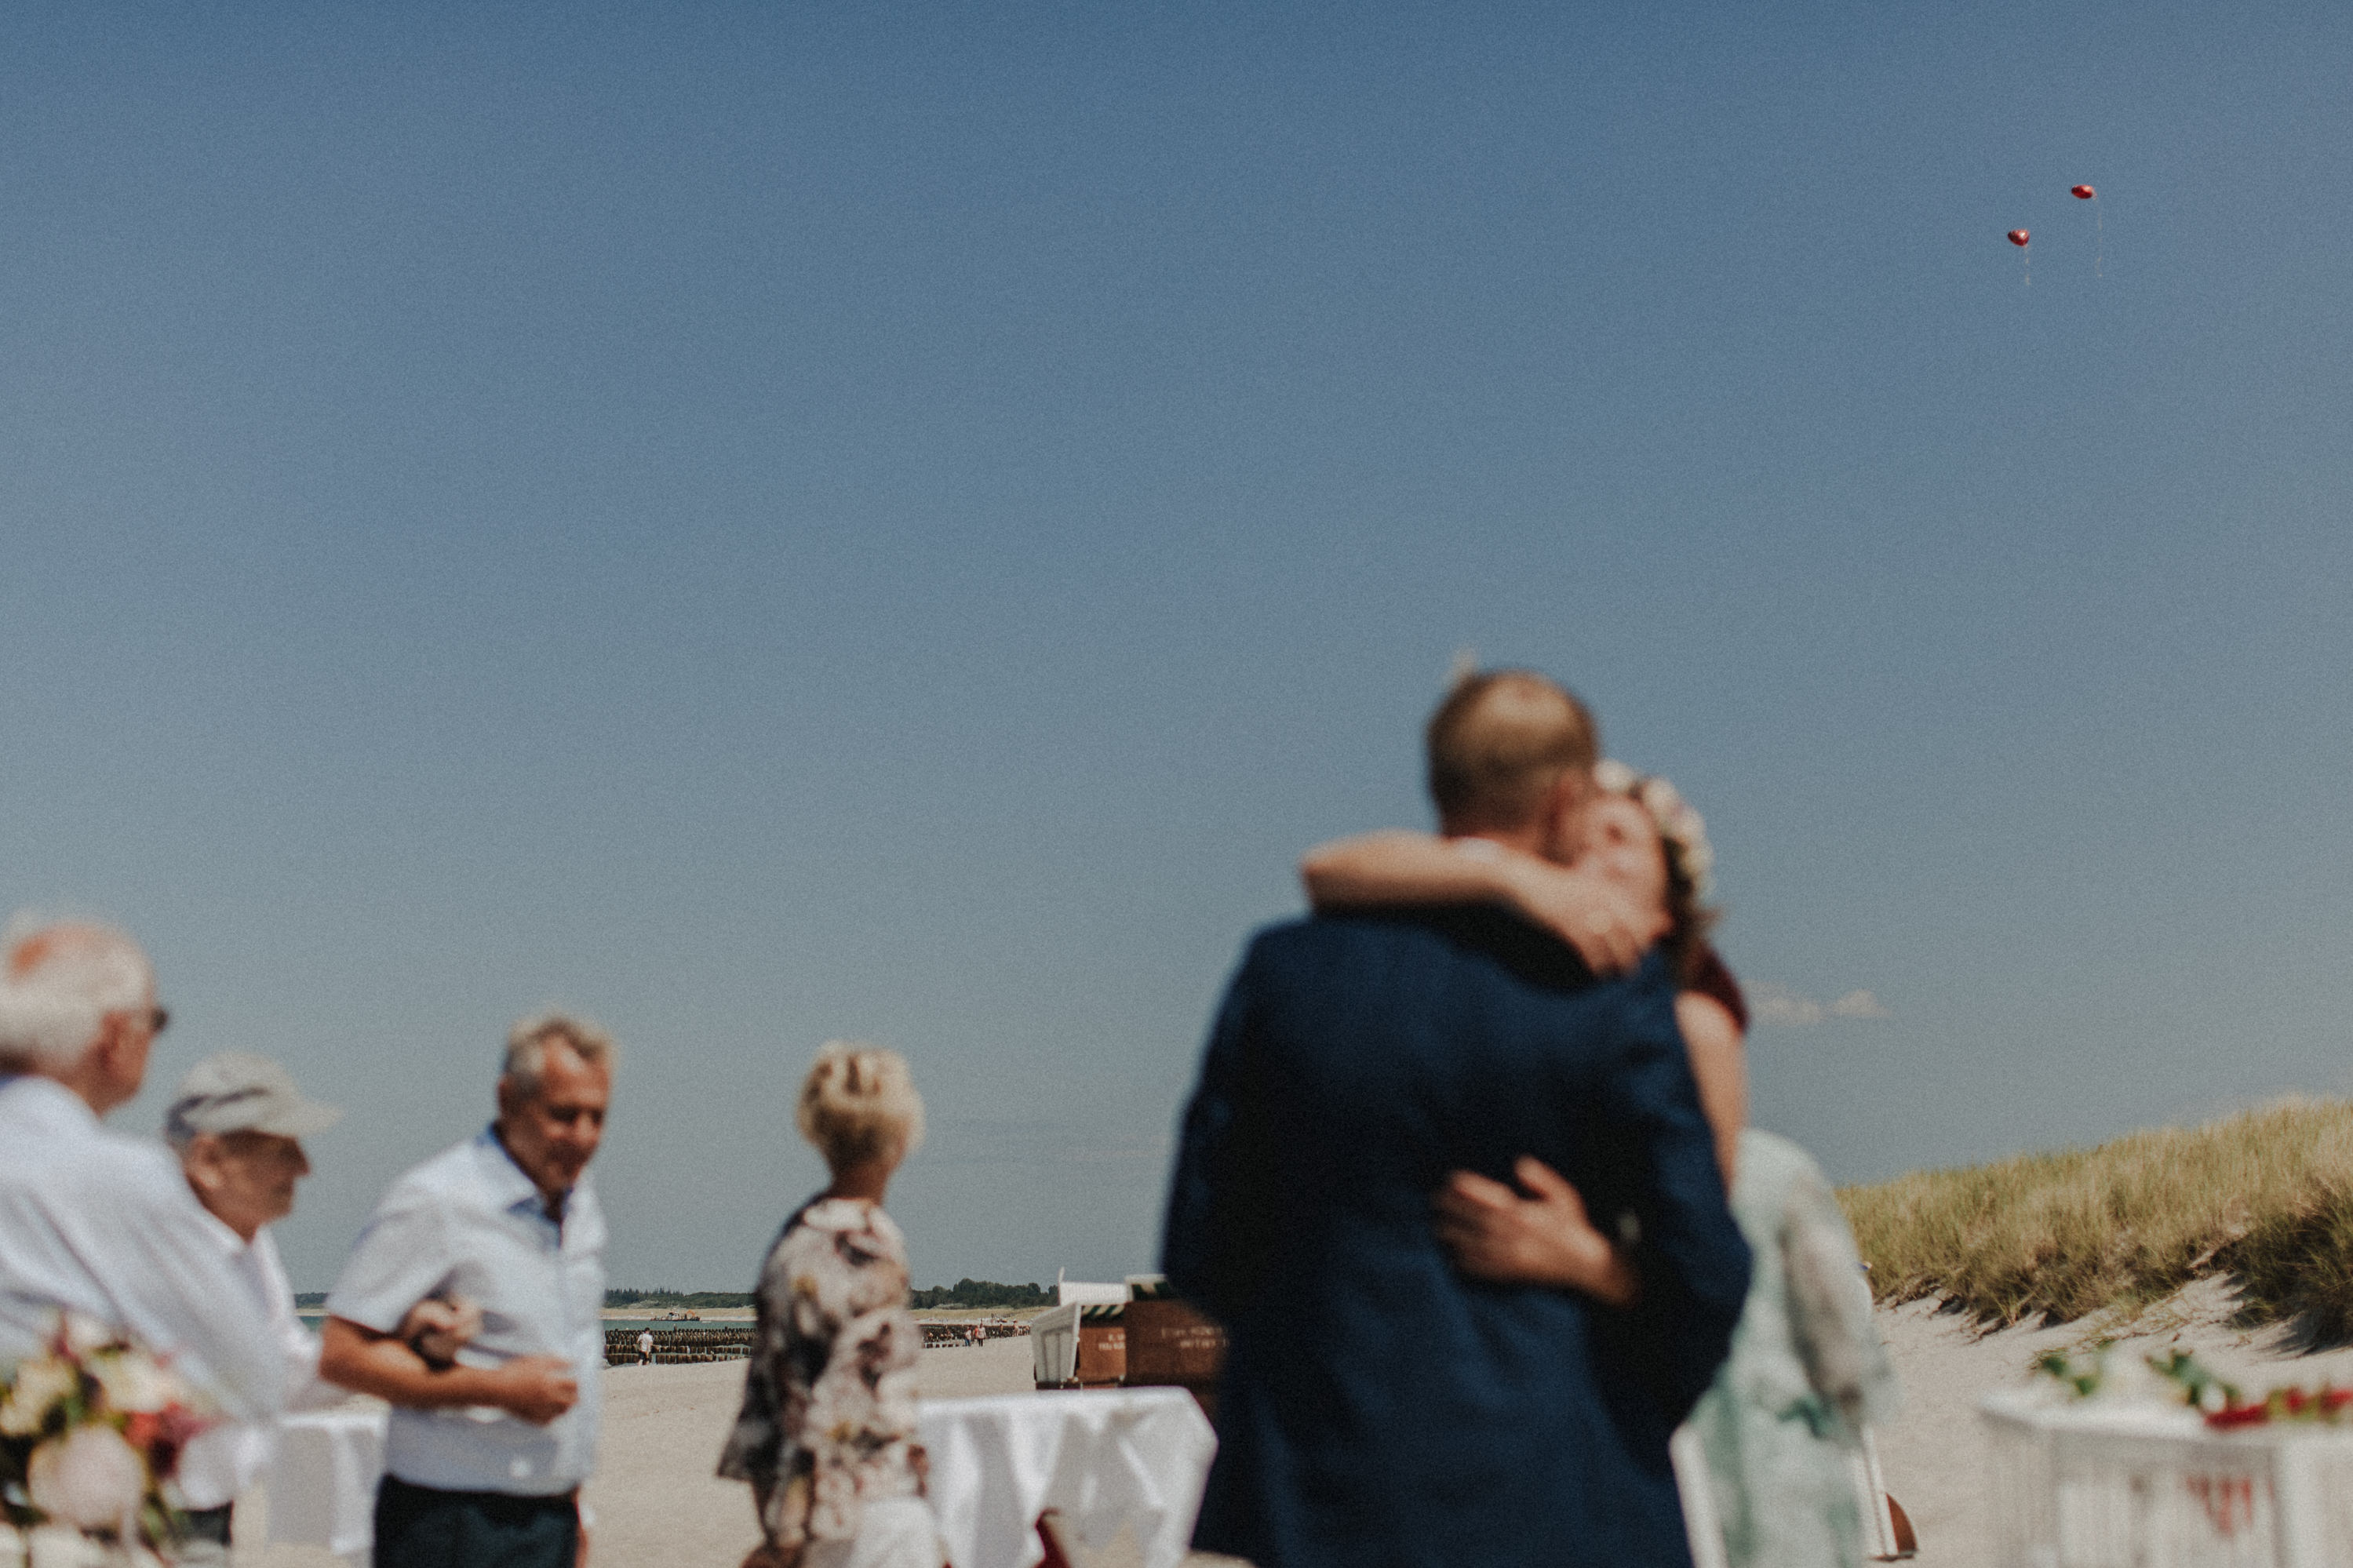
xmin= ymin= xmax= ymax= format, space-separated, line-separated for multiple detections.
xmin=1 ymin=1355 xmax=80 ymax=1435
xmin=26 ymin=1425 xmax=149 ymax=1532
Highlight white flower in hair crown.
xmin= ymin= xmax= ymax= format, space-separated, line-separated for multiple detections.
xmin=1594 ymin=759 xmax=1714 ymax=900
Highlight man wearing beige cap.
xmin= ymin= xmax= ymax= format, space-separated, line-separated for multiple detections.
xmin=162 ymin=1052 xmax=347 ymax=1559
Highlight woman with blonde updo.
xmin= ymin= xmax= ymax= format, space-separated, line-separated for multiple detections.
xmin=719 ymin=1043 xmax=942 ymax=1568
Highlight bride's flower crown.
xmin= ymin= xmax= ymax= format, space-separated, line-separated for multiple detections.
xmin=1593 ymin=759 xmax=1714 ymax=900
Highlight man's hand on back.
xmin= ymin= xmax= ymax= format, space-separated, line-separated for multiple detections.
xmin=1432 ymin=1156 xmax=1642 ymax=1308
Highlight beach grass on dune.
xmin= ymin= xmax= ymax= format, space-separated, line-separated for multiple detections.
xmin=1841 ymin=1098 xmax=2353 ymax=1332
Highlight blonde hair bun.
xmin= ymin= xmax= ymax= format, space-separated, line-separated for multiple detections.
xmin=797 ymin=1040 xmax=926 ymax=1170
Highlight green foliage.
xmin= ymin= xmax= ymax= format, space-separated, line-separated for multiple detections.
xmin=604 ymin=1289 xmax=755 ymax=1308
xmin=1842 ymin=1097 xmax=2353 ymax=1330
xmin=909 ymin=1279 xmax=1052 ymax=1310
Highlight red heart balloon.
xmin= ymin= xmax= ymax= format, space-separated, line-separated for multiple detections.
xmin=2071 ymin=184 xmax=2096 ymax=199
xmin=2007 ymin=229 xmax=2031 ymax=246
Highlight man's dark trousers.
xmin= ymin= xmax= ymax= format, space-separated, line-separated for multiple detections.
xmin=373 ymin=1474 xmax=578 ymax=1568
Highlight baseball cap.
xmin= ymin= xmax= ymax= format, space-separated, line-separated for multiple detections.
xmin=163 ymin=1051 xmax=344 ymax=1145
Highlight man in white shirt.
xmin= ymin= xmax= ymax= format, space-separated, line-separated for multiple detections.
xmin=162 ymin=1052 xmax=348 ymax=1562
xmin=636 ymin=1328 xmax=654 ymax=1366
xmin=0 ymin=919 xmax=286 ymax=1428
xmin=319 ymin=1013 xmax=615 ymax=1568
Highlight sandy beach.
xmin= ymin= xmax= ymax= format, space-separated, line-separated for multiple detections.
xmin=1869 ymin=1278 xmax=2353 ymax=1568
xmin=242 ymin=1286 xmax=2353 ymax=1568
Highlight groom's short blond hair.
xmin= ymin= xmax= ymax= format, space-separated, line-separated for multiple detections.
xmin=1426 ymin=670 xmax=1598 ymax=831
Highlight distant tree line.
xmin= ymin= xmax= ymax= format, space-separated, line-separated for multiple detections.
xmin=605 ymin=1289 xmax=756 ymax=1308
xmin=909 ymin=1279 xmax=1052 ymax=1310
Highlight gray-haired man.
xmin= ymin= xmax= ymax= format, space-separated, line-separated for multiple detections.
xmin=0 ymin=920 xmax=286 ymax=1425
xmin=319 ymin=1013 xmax=614 ymax=1568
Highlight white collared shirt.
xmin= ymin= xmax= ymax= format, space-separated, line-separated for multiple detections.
xmin=326 ymin=1128 xmax=605 ymax=1496
xmin=0 ymin=1075 xmax=286 ymax=1422
xmin=173 ymin=1218 xmax=333 ymax=1509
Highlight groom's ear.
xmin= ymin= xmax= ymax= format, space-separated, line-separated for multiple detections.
xmin=1538 ymin=770 xmax=1594 ymax=861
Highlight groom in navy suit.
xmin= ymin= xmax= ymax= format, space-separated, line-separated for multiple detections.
xmin=1163 ymin=670 xmax=1751 ymax=1568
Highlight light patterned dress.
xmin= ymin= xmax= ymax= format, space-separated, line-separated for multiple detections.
xmin=1685 ymin=1130 xmax=1901 ymax=1568
xmin=718 ymin=1198 xmax=927 ymax=1555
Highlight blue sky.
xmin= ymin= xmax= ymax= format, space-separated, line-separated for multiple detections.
xmin=4 ymin=2 xmax=2348 ymax=1291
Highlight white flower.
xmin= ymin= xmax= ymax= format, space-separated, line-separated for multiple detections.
xmin=58 ymin=1314 xmax=118 ymax=1359
xmin=27 ymin=1425 xmax=149 ymax=1531
xmin=1 ymin=1356 xmax=79 ymax=1435
xmin=87 ymin=1352 xmax=182 ymax=1416
xmin=24 ymin=1523 xmax=112 ymax=1568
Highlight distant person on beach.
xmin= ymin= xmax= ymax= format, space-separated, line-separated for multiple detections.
xmin=1164 ymin=671 xmax=1752 ymax=1568
xmin=719 ymin=1042 xmax=941 ymax=1568
xmin=0 ymin=919 xmax=287 ymax=1426
xmin=638 ymin=1327 xmax=655 ymax=1366
xmin=319 ymin=1013 xmax=615 ymax=1568
xmin=162 ymin=1052 xmax=349 ymax=1563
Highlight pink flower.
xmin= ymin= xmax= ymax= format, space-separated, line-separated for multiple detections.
xmin=27 ymin=1425 xmax=149 ymax=1532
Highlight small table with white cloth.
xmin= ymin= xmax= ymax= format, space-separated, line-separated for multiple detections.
xmin=1983 ymin=1386 xmax=2353 ymax=1568
xmin=919 ymin=1388 xmax=1218 ymax=1568
xmin=260 ymin=1404 xmax=391 ymax=1564
xmin=245 ymin=1388 xmax=1214 ymax=1568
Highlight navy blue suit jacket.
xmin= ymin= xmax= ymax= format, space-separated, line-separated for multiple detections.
xmin=1161 ymin=909 xmax=1751 ymax=1568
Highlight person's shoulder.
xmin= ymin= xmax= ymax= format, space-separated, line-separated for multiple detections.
xmin=71 ymin=1124 xmax=194 ymax=1206
xmin=796 ymin=1196 xmax=903 ymax=1247
xmin=373 ymin=1133 xmax=496 ymax=1211
xmin=1247 ymin=906 xmax=1615 ymax=997
xmin=1736 ymin=1127 xmax=1826 ymax=1187
xmin=100 ymin=1125 xmax=186 ymax=1177
xmin=1243 ymin=907 xmax=1503 ymax=961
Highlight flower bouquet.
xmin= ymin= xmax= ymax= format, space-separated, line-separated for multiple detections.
xmin=1 ymin=1315 xmax=213 ymax=1567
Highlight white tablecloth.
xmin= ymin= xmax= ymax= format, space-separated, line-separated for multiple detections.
xmin=264 ymin=1405 xmax=390 ymax=1559
xmin=919 ymin=1389 xmax=1217 ymax=1568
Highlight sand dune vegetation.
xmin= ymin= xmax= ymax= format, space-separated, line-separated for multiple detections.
xmin=1841 ymin=1097 xmax=2353 ymax=1334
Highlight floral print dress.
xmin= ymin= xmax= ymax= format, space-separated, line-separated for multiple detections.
xmin=719 ymin=1198 xmax=927 ymax=1555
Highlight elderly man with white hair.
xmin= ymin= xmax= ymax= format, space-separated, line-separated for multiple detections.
xmin=0 ymin=918 xmax=286 ymax=1426
xmin=319 ymin=1012 xmax=615 ymax=1568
